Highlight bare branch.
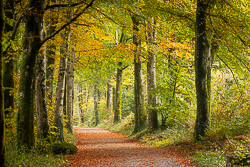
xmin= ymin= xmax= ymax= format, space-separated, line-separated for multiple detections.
xmin=40 ymin=0 xmax=95 ymax=47
xmin=217 ymin=55 xmax=239 ymax=89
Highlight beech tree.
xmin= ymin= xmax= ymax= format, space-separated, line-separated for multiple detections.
xmin=146 ymin=17 xmax=158 ymax=131
xmin=17 ymin=0 xmax=95 ymax=148
xmin=106 ymin=81 xmax=112 ymax=110
xmin=132 ymin=14 xmax=147 ymax=133
xmin=65 ymin=6 xmax=74 ymax=135
xmin=194 ymin=0 xmax=213 ymax=140
xmin=94 ymin=84 xmax=100 ymax=126
xmin=36 ymin=19 xmax=49 ymax=139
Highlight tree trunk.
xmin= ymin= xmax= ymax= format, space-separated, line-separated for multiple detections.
xmin=131 ymin=14 xmax=147 ymax=133
xmin=66 ymin=52 xmax=75 ymax=134
xmin=83 ymin=87 xmax=89 ymax=123
xmin=54 ymin=49 xmax=68 ymax=142
xmin=65 ymin=4 xmax=74 ymax=134
xmin=17 ymin=0 xmax=44 ymax=149
xmin=94 ymin=84 xmax=100 ymax=126
xmin=76 ymin=84 xmax=80 ymax=125
xmin=113 ymin=30 xmax=126 ymax=123
xmin=36 ymin=19 xmax=49 ymax=139
xmin=114 ymin=62 xmax=122 ymax=123
xmin=113 ymin=87 xmax=116 ymax=111
xmin=45 ymin=0 xmax=57 ymax=106
xmin=194 ymin=0 xmax=212 ymax=140
xmin=107 ymin=81 xmax=112 ymax=111
xmin=3 ymin=0 xmax=14 ymax=117
xmin=146 ymin=17 xmax=158 ymax=131
xmin=0 ymin=0 xmax=5 ymax=164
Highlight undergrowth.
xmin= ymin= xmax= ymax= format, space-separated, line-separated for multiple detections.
xmin=97 ymin=111 xmax=250 ymax=167
xmin=5 ymin=113 xmax=77 ymax=167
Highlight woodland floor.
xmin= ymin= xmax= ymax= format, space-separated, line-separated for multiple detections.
xmin=67 ymin=127 xmax=194 ymax=167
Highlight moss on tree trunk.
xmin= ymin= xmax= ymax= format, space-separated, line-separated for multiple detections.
xmin=132 ymin=14 xmax=147 ymax=134
xmin=17 ymin=0 xmax=44 ymax=149
xmin=194 ymin=0 xmax=214 ymax=140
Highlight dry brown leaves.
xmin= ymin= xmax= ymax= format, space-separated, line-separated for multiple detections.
xmin=67 ymin=127 xmax=195 ymax=167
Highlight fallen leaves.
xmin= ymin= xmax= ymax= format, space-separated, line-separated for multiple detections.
xmin=67 ymin=127 xmax=194 ymax=166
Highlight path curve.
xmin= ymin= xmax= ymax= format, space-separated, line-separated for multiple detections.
xmin=68 ymin=127 xmax=192 ymax=166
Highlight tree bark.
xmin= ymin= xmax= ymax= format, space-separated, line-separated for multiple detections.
xmin=194 ymin=0 xmax=212 ymax=140
xmin=113 ymin=87 xmax=116 ymax=112
xmin=83 ymin=87 xmax=89 ymax=123
xmin=76 ymin=84 xmax=81 ymax=125
xmin=17 ymin=0 xmax=44 ymax=149
xmin=66 ymin=52 xmax=75 ymax=134
xmin=94 ymin=84 xmax=100 ymax=126
xmin=3 ymin=0 xmax=15 ymax=116
xmin=107 ymin=81 xmax=112 ymax=111
xmin=0 ymin=0 xmax=5 ymax=164
xmin=131 ymin=14 xmax=147 ymax=133
xmin=146 ymin=17 xmax=158 ymax=131
xmin=54 ymin=49 xmax=68 ymax=142
xmin=45 ymin=0 xmax=57 ymax=106
xmin=114 ymin=62 xmax=122 ymax=123
xmin=36 ymin=18 xmax=49 ymax=139
xmin=113 ymin=30 xmax=126 ymax=123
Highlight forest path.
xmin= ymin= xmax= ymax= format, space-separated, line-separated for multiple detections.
xmin=67 ymin=127 xmax=193 ymax=167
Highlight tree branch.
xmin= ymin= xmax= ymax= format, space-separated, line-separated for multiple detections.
xmin=217 ymin=55 xmax=239 ymax=89
xmin=40 ymin=0 xmax=95 ymax=47
xmin=44 ymin=0 xmax=87 ymax=11
xmin=3 ymin=14 xmax=23 ymax=56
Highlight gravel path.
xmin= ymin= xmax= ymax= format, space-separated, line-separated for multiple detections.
xmin=68 ymin=127 xmax=191 ymax=167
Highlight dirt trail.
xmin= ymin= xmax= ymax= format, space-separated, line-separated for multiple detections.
xmin=68 ymin=127 xmax=193 ymax=167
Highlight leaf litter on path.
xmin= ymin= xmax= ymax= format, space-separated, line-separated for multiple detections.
xmin=68 ymin=127 xmax=194 ymax=167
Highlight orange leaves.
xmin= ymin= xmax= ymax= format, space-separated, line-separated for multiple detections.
xmin=68 ymin=127 xmax=194 ymax=166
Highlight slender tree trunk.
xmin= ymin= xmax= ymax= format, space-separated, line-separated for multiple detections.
xmin=65 ymin=4 xmax=74 ymax=134
xmin=107 ymin=81 xmax=112 ymax=110
xmin=3 ymin=0 xmax=14 ymax=117
xmin=76 ymin=84 xmax=81 ymax=125
xmin=83 ymin=87 xmax=89 ymax=123
xmin=0 ymin=0 xmax=5 ymax=164
xmin=94 ymin=84 xmax=100 ymax=126
xmin=194 ymin=0 xmax=212 ymax=140
xmin=54 ymin=49 xmax=68 ymax=142
xmin=17 ymin=0 xmax=44 ymax=149
xmin=36 ymin=19 xmax=49 ymax=139
xmin=63 ymin=77 xmax=67 ymax=116
xmin=146 ymin=17 xmax=158 ymax=131
xmin=131 ymin=14 xmax=147 ymax=133
xmin=113 ymin=87 xmax=116 ymax=111
xmin=113 ymin=30 xmax=126 ymax=123
xmin=114 ymin=62 xmax=122 ymax=123
xmin=66 ymin=52 xmax=75 ymax=134
xmin=45 ymin=0 xmax=57 ymax=106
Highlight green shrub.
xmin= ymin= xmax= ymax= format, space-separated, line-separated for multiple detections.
xmin=51 ymin=142 xmax=78 ymax=154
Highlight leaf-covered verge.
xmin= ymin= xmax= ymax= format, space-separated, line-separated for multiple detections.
xmin=5 ymin=112 xmax=77 ymax=167
xmin=97 ymin=108 xmax=250 ymax=167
